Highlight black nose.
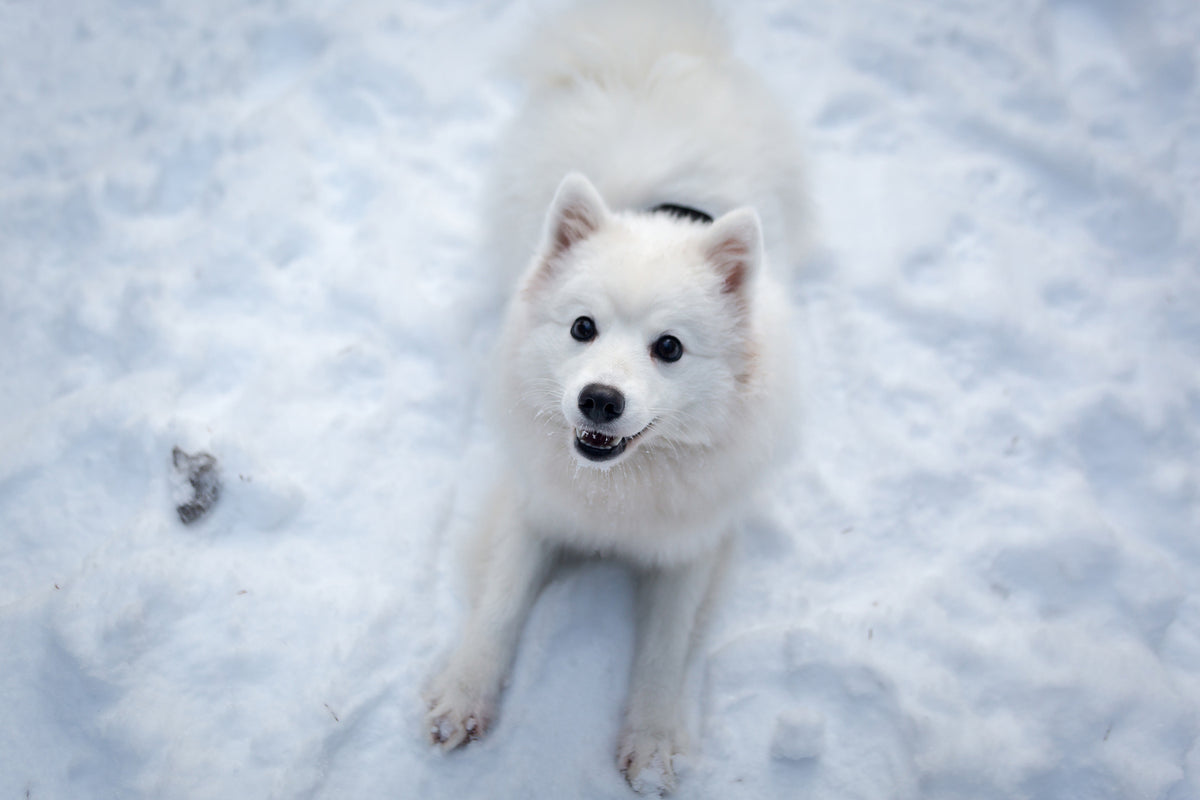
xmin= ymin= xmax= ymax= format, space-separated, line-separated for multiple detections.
xmin=578 ymin=383 xmax=625 ymax=424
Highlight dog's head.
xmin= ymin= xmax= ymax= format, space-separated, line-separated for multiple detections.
xmin=508 ymin=173 xmax=763 ymax=469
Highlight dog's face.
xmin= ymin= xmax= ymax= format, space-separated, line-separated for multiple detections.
xmin=510 ymin=173 xmax=762 ymax=469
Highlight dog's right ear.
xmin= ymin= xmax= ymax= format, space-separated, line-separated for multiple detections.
xmin=540 ymin=172 xmax=609 ymax=262
xmin=706 ymin=207 xmax=763 ymax=298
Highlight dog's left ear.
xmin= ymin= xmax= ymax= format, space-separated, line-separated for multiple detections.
xmin=542 ymin=172 xmax=609 ymax=261
xmin=706 ymin=208 xmax=762 ymax=296
xmin=524 ymin=174 xmax=610 ymax=296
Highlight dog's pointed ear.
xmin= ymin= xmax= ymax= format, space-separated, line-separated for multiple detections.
xmin=541 ymin=172 xmax=609 ymax=261
xmin=706 ymin=208 xmax=762 ymax=296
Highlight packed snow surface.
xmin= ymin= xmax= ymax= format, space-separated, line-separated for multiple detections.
xmin=2 ymin=1 xmax=1198 ymax=798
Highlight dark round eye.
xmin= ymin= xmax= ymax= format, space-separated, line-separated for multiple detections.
xmin=571 ymin=316 xmax=597 ymax=342
xmin=652 ymin=334 xmax=683 ymax=362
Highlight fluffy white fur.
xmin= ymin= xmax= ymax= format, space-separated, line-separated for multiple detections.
xmin=425 ymin=1 xmax=805 ymax=793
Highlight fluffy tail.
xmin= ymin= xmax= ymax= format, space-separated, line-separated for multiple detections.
xmin=511 ymin=0 xmax=732 ymax=88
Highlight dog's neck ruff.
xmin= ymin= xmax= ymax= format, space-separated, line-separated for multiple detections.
xmin=648 ymin=203 xmax=714 ymax=225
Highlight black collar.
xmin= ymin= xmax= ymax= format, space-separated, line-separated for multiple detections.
xmin=648 ymin=203 xmax=714 ymax=225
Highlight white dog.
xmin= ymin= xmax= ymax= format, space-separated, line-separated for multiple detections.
xmin=425 ymin=0 xmax=806 ymax=793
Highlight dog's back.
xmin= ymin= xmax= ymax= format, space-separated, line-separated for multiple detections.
xmin=512 ymin=0 xmax=729 ymax=89
xmin=487 ymin=0 xmax=808 ymax=284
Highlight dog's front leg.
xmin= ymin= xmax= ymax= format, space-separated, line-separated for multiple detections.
xmin=619 ymin=547 xmax=722 ymax=795
xmin=424 ymin=492 xmax=553 ymax=750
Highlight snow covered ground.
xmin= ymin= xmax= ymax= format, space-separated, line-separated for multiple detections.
xmin=1 ymin=0 xmax=1197 ymax=797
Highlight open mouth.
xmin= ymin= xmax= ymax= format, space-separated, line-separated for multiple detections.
xmin=574 ymin=428 xmax=628 ymax=461
xmin=573 ymin=424 xmax=651 ymax=463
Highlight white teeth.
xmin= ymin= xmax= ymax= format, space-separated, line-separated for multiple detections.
xmin=576 ymin=429 xmax=620 ymax=449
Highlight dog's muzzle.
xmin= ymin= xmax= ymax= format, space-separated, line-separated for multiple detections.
xmin=574 ymin=383 xmax=627 ymax=461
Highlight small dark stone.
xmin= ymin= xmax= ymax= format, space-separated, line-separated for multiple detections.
xmin=172 ymin=446 xmax=221 ymax=524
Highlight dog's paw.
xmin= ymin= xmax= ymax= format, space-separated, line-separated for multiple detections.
xmin=618 ymin=727 xmax=683 ymax=796
xmin=423 ymin=677 xmax=495 ymax=751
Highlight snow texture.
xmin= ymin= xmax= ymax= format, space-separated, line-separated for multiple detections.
xmin=770 ymin=707 xmax=825 ymax=763
xmin=1 ymin=0 xmax=1198 ymax=798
